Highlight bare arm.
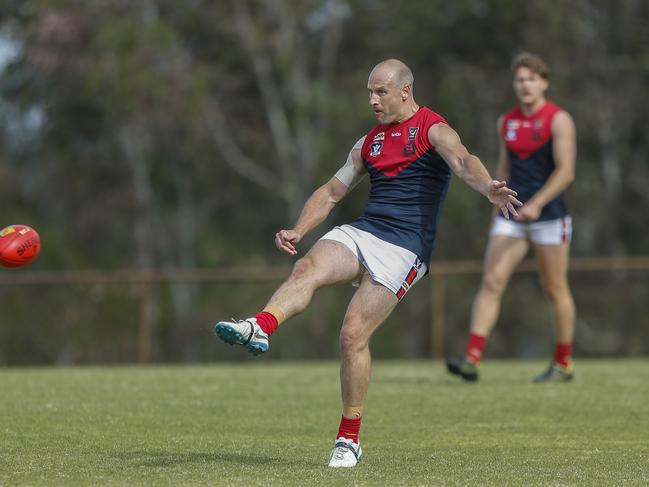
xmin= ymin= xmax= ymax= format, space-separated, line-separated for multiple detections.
xmin=428 ymin=123 xmax=522 ymax=218
xmin=516 ymin=111 xmax=576 ymax=221
xmin=495 ymin=115 xmax=510 ymax=181
xmin=491 ymin=116 xmax=511 ymax=217
xmin=275 ymin=138 xmax=367 ymax=255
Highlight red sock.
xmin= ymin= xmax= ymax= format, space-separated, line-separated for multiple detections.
xmin=336 ymin=415 xmax=361 ymax=443
xmin=553 ymin=342 xmax=573 ymax=367
xmin=466 ymin=332 xmax=487 ymax=364
xmin=254 ymin=311 xmax=278 ymax=336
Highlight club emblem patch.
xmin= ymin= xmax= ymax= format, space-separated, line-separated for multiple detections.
xmin=505 ymin=120 xmax=519 ymax=141
xmin=370 ymin=141 xmax=383 ymax=157
xmin=403 ymin=142 xmax=416 ymax=156
xmin=404 ymin=127 xmax=418 ymax=155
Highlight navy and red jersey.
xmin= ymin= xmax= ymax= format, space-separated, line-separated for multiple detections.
xmin=350 ymin=106 xmax=451 ymax=265
xmin=502 ymin=101 xmax=568 ymax=221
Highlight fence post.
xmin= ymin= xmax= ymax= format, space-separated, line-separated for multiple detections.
xmin=137 ymin=280 xmax=153 ymax=363
xmin=430 ymin=272 xmax=445 ymax=359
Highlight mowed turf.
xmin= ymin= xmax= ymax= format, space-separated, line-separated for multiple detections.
xmin=1 ymin=360 xmax=648 ymax=486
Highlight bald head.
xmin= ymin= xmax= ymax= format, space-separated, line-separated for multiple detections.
xmin=367 ymin=59 xmax=418 ymax=124
xmin=369 ymin=59 xmax=414 ymax=90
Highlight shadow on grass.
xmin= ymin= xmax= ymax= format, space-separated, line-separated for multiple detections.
xmin=114 ymin=450 xmax=303 ymax=467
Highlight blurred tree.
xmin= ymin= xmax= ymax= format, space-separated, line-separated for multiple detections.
xmin=200 ymin=0 xmax=351 ymax=221
xmin=0 ymin=0 xmax=648 ymax=364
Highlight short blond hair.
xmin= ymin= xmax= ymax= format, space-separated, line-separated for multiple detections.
xmin=511 ymin=52 xmax=549 ymax=80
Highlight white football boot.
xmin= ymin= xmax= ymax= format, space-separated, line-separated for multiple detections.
xmin=214 ymin=318 xmax=269 ymax=355
xmin=327 ymin=437 xmax=362 ymax=467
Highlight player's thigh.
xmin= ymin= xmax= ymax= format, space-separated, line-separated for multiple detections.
xmin=480 ymin=235 xmax=530 ymax=291
xmin=533 ymin=242 xmax=570 ymax=291
xmin=341 ymin=272 xmax=399 ymax=344
xmin=301 ymin=238 xmax=363 ymax=286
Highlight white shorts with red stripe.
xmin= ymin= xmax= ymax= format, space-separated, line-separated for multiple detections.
xmin=490 ymin=216 xmax=572 ymax=245
xmin=320 ymin=224 xmax=426 ymax=300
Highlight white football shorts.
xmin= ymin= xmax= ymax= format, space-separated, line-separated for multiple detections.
xmin=320 ymin=224 xmax=426 ymax=300
xmin=490 ymin=216 xmax=572 ymax=245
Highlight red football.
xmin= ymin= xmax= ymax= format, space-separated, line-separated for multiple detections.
xmin=0 ymin=225 xmax=41 ymax=268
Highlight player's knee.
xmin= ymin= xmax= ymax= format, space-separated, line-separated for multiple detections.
xmin=542 ymin=279 xmax=571 ymax=302
xmin=289 ymin=255 xmax=314 ymax=282
xmin=339 ymin=318 xmax=368 ymax=354
xmin=481 ymin=272 xmax=507 ymax=296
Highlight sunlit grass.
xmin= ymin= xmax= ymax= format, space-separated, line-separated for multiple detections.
xmin=1 ymin=359 xmax=648 ymax=486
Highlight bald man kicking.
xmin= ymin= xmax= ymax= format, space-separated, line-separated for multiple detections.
xmin=213 ymin=59 xmax=522 ymax=467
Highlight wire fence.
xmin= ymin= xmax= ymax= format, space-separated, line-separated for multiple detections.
xmin=2 ymin=256 xmax=648 ymax=362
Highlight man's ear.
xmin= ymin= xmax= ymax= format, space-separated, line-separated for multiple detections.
xmin=401 ymin=85 xmax=410 ymax=101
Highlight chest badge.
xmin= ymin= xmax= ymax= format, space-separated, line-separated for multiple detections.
xmin=403 ymin=127 xmax=418 ymax=155
xmin=505 ymin=119 xmax=520 ymax=141
xmin=370 ymin=141 xmax=383 ymax=157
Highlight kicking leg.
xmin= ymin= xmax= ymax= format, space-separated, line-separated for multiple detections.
xmin=215 ymin=239 xmax=362 ymax=355
xmin=264 ymin=239 xmax=362 ymax=321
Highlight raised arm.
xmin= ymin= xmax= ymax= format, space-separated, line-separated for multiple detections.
xmin=515 ymin=111 xmax=576 ymax=221
xmin=428 ymin=123 xmax=522 ymax=219
xmin=275 ymin=137 xmax=367 ymax=255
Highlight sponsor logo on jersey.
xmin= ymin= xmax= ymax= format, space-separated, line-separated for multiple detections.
xmin=370 ymin=141 xmax=383 ymax=156
xmin=373 ymin=132 xmax=385 ymax=141
xmin=506 ymin=120 xmax=520 ymax=129
xmin=391 ymin=132 xmax=401 ymax=136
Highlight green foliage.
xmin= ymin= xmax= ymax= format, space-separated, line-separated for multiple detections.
xmin=1 ymin=0 xmax=648 ymax=363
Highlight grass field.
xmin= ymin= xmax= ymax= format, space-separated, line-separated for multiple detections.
xmin=1 ymin=359 xmax=648 ymax=486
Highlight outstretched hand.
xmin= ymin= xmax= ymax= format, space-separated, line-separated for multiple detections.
xmin=275 ymin=229 xmax=301 ymax=256
xmin=487 ymin=180 xmax=523 ymax=219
